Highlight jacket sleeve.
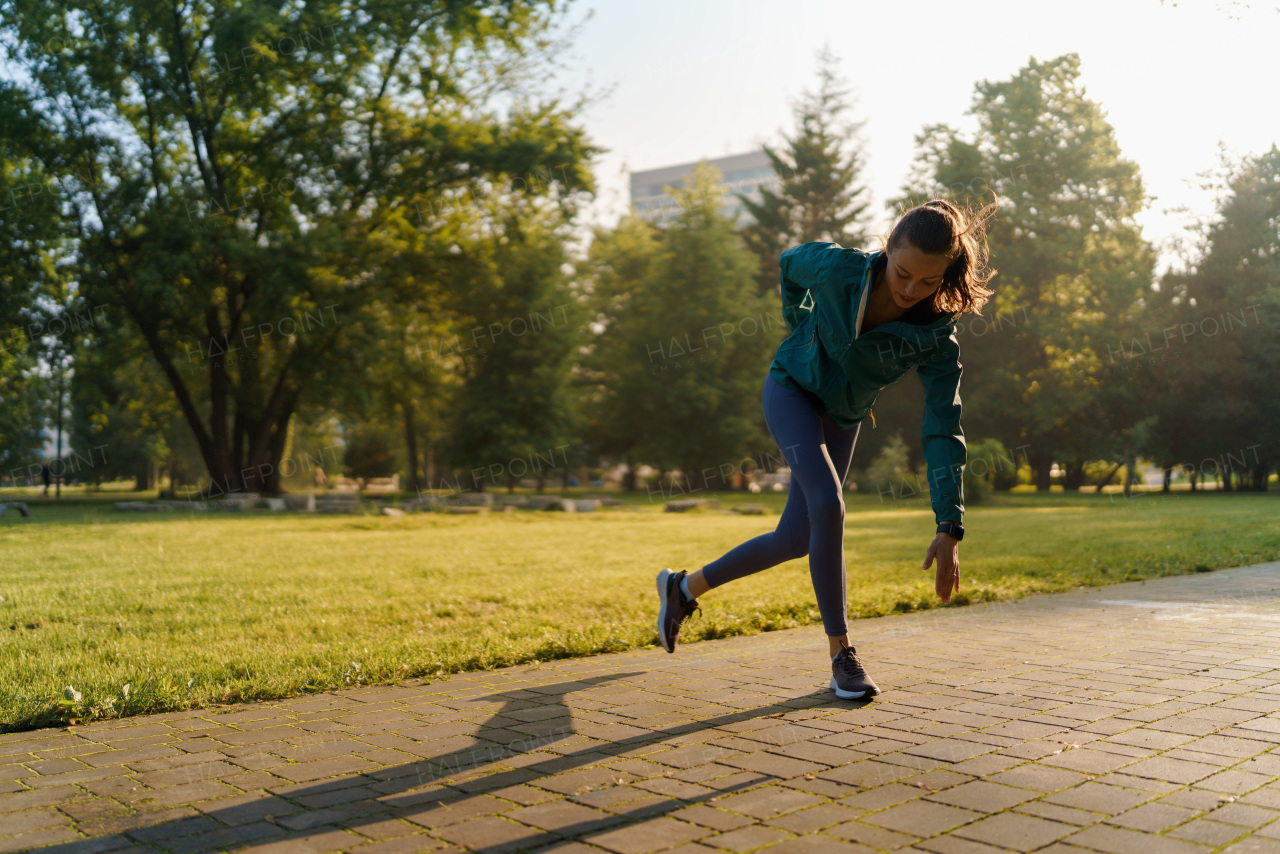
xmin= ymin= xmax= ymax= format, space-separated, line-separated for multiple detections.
xmin=917 ymin=330 xmax=966 ymax=525
xmin=779 ymin=242 xmax=857 ymax=333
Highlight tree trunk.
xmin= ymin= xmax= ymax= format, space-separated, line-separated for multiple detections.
xmin=1034 ymin=456 xmax=1053 ymax=491
xmin=1095 ymin=461 xmax=1123 ymax=495
xmin=55 ymin=359 xmax=64 ymax=499
xmin=402 ymin=399 xmax=421 ymax=495
xmin=1062 ymin=460 xmax=1085 ymax=491
xmin=1252 ymin=463 xmax=1270 ymax=491
xmin=1122 ymin=445 xmax=1135 ymax=498
xmin=1162 ymin=465 xmax=1173 ymax=494
xmin=623 ymin=452 xmax=637 ymax=492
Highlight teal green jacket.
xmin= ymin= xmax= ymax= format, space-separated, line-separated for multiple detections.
xmin=767 ymin=242 xmax=967 ymax=525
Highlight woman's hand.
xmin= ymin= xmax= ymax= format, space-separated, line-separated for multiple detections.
xmin=923 ymin=533 xmax=960 ymax=603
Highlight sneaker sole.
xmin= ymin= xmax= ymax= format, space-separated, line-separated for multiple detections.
xmin=830 ymin=676 xmax=878 ymax=700
xmin=656 ymin=569 xmax=675 ymax=653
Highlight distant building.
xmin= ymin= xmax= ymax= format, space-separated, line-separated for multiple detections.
xmin=629 ymin=150 xmax=780 ymax=227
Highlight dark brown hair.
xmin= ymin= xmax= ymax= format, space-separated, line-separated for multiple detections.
xmin=877 ymin=199 xmax=998 ymax=317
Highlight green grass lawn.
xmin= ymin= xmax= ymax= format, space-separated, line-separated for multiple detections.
xmin=1 ymin=489 xmax=1277 ymax=732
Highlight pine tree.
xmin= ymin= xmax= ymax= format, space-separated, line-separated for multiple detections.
xmin=740 ymin=46 xmax=874 ymax=296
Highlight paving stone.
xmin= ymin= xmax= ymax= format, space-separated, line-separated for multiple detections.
xmin=986 ymin=764 xmax=1087 ymax=793
xmin=1044 ymin=781 xmax=1156 ymax=815
xmin=758 ymin=837 xmax=872 ymax=854
xmin=1219 ymin=838 xmax=1280 ymax=854
xmin=827 ymin=820 xmax=918 ymax=850
xmin=1063 ymin=823 xmax=1210 ymax=853
xmin=928 ymin=781 xmax=1037 ymax=813
xmin=505 ymin=800 xmax=620 ymax=834
xmin=1121 ymin=756 xmax=1222 ymax=785
xmin=1167 ymin=818 xmax=1251 ymax=847
xmin=1107 ymin=801 xmax=1199 ymax=832
xmin=953 ymin=813 xmax=1076 ymax=851
xmin=584 ymin=817 xmax=709 ymax=853
xmin=862 ymin=800 xmax=981 ymax=836
xmin=1014 ymin=800 xmax=1098 ymax=826
xmin=701 ymin=824 xmax=793 ymax=851
xmin=764 ymin=804 xmax=862 ymax=834
xmin=0 ymin=827 xmax=84 ymax=852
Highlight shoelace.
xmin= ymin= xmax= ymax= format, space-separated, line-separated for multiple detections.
xmin=677 ymin=582 xmax=701 ymax=620
xmin=681 ymin=595 xmax=701 ymax=620
xmin=836 ymin=646 xmax=866 ymax=679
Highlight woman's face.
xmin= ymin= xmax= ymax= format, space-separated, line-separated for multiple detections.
xmin=886 ymin=241 xmax=950 ymax=309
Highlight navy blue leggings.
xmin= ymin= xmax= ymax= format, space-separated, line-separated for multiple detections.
xmin=701 ymin=371 xmax=861 ymax=637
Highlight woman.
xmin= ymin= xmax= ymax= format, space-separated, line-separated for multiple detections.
xmin=656 ymin=199 xmax=997 ymax=700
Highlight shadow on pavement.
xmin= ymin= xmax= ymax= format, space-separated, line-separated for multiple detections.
xmin=39 ymin=670 xmax=872 ymax=852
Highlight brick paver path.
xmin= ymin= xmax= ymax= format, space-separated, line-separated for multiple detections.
xmin=5 ymin=563 xmax=1280 ymax=854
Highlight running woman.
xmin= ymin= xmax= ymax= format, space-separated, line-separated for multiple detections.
xmin=656 ymin=199 xmax=997 ymax=700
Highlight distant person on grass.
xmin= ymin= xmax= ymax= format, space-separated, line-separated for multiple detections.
xmin=657 ymin=199 xmax=998 ymax=701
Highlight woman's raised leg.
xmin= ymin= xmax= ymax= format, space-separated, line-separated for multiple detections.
xmin=694 ymin=373 xmax=860 ymax=634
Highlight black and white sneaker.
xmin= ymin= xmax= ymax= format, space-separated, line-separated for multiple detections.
xmin=831 ymin=643 xmax=880 ymax=699
xmin=656 ymin=568 xmax=700 ymax=653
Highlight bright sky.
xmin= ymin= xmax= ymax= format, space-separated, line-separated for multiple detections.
xmin=551 ymin=0 xmax=1280 ymax=275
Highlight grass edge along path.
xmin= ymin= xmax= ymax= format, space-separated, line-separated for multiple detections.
xmin=1 ymin=492 xmax=1277 ymax=733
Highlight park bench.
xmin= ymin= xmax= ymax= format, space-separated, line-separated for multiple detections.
xmin=664 ymin=498 xmax=720 ymax=512
xmin=363 ymin=475 xmax=400 ymax=493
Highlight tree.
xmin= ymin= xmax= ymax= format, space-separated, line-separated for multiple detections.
xmin=585 ymin=163 xmax=775 ymax=496
xmin=0 ymin=121 xmax=65 ymax=487
xmin=893 ymin=54 xmax=1156 ymax=491
xmin=579 ymin=214 xmax=663 ymax=492
xmin=740 ymin=46 xmax=874 ymax=296
xmin=1145 ymin=145 xmax=1280 ymax=491
xmin=441 ymin=197 xmax=586 ymax=493
xmin=0 ymin=0 xmax=595 ymax=495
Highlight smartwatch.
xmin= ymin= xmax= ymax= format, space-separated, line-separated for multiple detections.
xmin=937 ymin=522 xmax=964 ymax=541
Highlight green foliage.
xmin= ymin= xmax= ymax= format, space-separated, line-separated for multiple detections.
xmin=0 ymin=0 xmax=597 ymax=495
xmin=441 ymin=199 xmax=585 ymax=491
xmin=584 ymin=163 xmax=776 ymax=492
xmin=893 ymin=54 xmax=1157 ymax=487
xmin=1143 ymin=145 xmax=1280 ymax=489
xmin=963 ymin=437 xmax=1011 ymax=504
xmin=0 ymin=345 xmax=45 ymax=483
xmin=863 ymin=431 xmax=910 ymax=496
xmin=342 ymin=419 xmax=404 ymax=481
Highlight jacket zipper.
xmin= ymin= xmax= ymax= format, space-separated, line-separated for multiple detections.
xmin=858 ymin=254 xmax=876 ymax=428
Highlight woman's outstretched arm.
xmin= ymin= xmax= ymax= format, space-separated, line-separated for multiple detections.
xmin=918 ymin=330 xmax=966 ymax=601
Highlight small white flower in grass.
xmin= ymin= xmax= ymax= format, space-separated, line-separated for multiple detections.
xmin=187 ymin=677 xmax=196 ymax=689
xmin=121 ymin=683 xmax=131 ymax=699
xmin=64 ymin=686 xmax=81 ymax=702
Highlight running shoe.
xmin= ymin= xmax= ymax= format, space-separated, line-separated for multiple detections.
xmin=656 ymin=568 xmax=700 ymax=653
xmin=831 ymin=643 xmax=880 ymax=699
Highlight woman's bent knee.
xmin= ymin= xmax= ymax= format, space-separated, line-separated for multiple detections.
xmin=807 ymin=492 xmax=845 ymax=527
